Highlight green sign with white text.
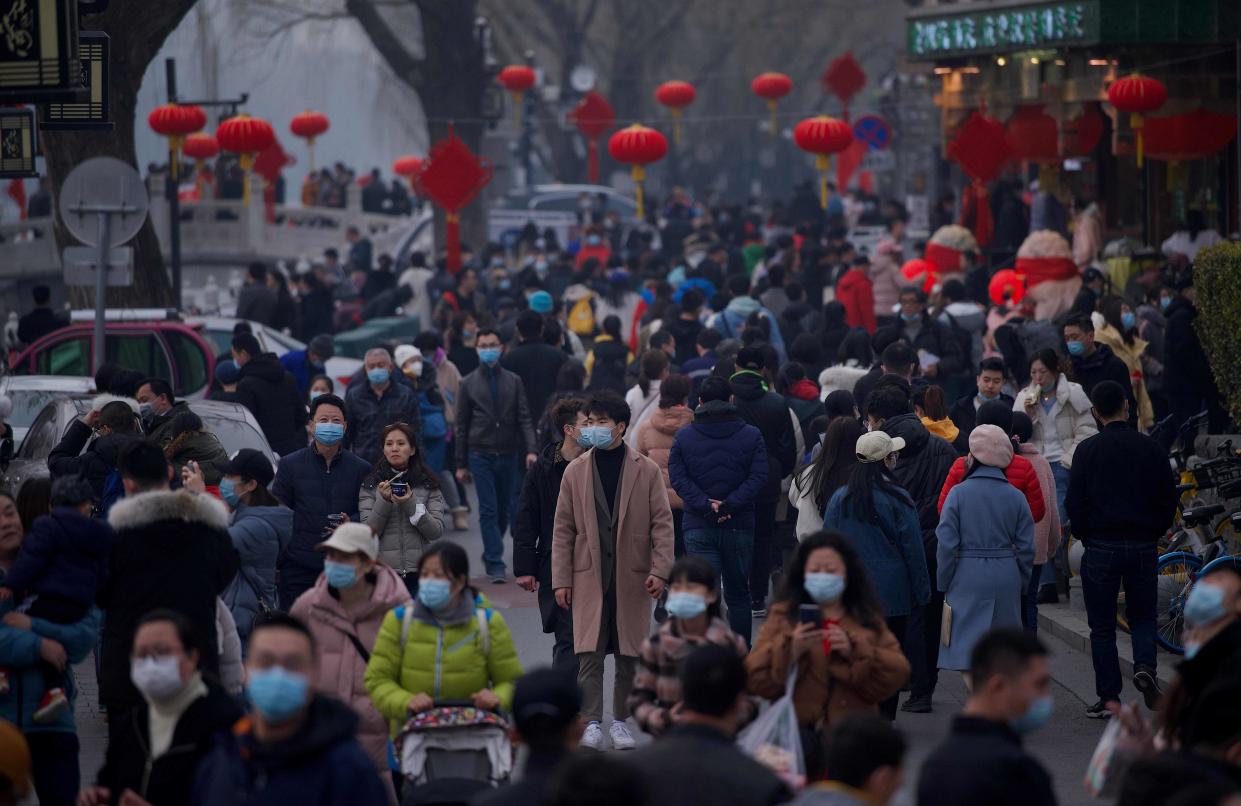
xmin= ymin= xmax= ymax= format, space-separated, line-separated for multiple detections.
xmin=907 ymin=1 xmax=1100 ymax=59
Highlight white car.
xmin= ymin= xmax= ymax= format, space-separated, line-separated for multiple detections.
xmin=185 ymin=317 xmax=363 ymax=395
xmin=0 ymin=375 xmax=97 ymax=447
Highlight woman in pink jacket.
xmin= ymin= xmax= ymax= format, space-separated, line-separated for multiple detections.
xmin=1011 ymin=411 xmax=1062 ymax=634
xmin=290 ymin=522 xmax=412 ymax=803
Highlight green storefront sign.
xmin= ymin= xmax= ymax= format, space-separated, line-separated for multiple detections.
xmin=908 ymin=1 xmax=1099 ymax=59
xmin=907 ymin=0 xmax=1239 ymax=60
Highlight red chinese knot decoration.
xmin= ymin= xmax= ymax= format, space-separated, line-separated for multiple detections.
xmin=498 ymin=65 xmax=536 ymax=127
xmin=1106 ymin=74 xmax=1166 ymax=167
xmin=793 ymin=115 xmax=854 ymax=209
xmin=148 ymin=103 xmax=207 ymax=180
xmin=412 ymin=128 xmax=493 ymax=274
xmin=821 ymin=53 xmax=866 ymax=120
xmin=654 ymin=80 xmax=696 ymax=145
xmin=607 ymin=124 xmax=668 ymax=221
xmin=569 ymin=91 xmax=616 ymax=183
xmin=751 ymin=72 xmax=793 ymax=135
xmin=216 ymin=114 xmax=276 ymax=206
xmin=289 ymin=110 xmax=330 ymax=171
xmin=947 ymin=111 xmax=1011 ymax=248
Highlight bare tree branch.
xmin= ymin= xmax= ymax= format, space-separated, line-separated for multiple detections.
xmin=345 ymin=0 xmax=421 ymax=83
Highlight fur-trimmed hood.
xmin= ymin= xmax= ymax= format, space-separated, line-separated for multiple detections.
xmin=108 ymin=489 xmax=231 ymax=532
xmin=92 ymin=393 xmax=138 ymax=413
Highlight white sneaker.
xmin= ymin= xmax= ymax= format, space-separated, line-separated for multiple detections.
xmin=580 ymin=721 xmax=604 ymax=750
xmin=609 ymin=720 xmax=636 ymax=750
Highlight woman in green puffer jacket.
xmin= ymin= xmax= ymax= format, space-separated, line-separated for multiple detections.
xmin=364 ymin=541 xmax=522 ymax=735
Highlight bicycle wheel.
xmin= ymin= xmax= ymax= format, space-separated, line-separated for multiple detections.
xmin=1154 ymin=552 xmax=1205 ymax=654
xmin=1200 ymin=554 xmax=1241 ymax=577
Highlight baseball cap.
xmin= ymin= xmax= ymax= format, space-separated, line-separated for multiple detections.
xmin=529 ymin=290 xmax=553 ymax=313
xmin=855 ymin=431 xmax=905 ymax=463
xmin=511 ymin=668 xmax=582 ymax=736
xmin=215 ymin=448 xmax=275 ymax=487
xmin=316 ymin=522 xmax=379 ymax=560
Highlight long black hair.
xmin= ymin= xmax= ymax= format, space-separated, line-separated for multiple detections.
xmin=801 ymin=416 xmax=865 ymax=512
xmin=777 ymin=530 xmax=885 ymax=631
xmin=668 ymin=555 xmax=722 ymax=620
xmin=841 ymin=460 xmax=913 ymax=524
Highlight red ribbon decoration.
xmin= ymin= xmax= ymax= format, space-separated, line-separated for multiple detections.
xmin=1015 ymin=256 xmax=1078 ymax=287
xmin=924 ymin=242 xmax=963 ymax=274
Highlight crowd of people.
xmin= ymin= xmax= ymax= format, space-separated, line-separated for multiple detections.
xmin=0 ymin=182 xmax=1237 ymax=806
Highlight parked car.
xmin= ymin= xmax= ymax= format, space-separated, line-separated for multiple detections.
xmin=184 ymin=317 xmax=362 ymax=394
xmin=489 ymin=183 xmax=639 ymax=248
xmin=10 ymin=321 xmax=216 ymax=398
xmin=0 ymin=376 xmax=96 ymax=447
xmin=0 ymin=396 xmax=278 ymax=494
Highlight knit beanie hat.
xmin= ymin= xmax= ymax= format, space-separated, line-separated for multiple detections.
xmin=969 ymin=424 xmax=1014 ymax=469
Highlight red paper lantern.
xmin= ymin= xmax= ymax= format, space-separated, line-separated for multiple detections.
xmin=412 ymin=128 xmax=493 ymax=273
xmin=607 ymin=124 xmax=668 ymax=220
xmin=569 ymin=91 xmax=616 ymax=183
xmin=216 ymin=114 xmax=276 ymax=205
xmin=655 ymin=80 xmax=696 ymax=145
xmin=1144 ymin=108 xmax=1238 ymax=162
xmin=1006 ymin=105 xmax=1059 ymax=163
xmin=498 ymin=65 xmax=537 ymax=127
xmin=988 ymin=269 xmax=1026 ymax=306
xmin=148 ymin=103 xmax=207 ymax=180
xmin=392 ymin=155 xmax=423 ymax=193
xmin=751 ymin=72 xmax=793 ymax=135
xmin=181 ymin=132 xmax=218 ymax=161
xmin=289 ymin=110 xmax=329 ymax=171
xmin=821 ymin=52 xmax=866 ymax=120
xmin=1106 ymin=74 xmax=1167 ymax=167
xmin=793 ymin=115 xmax=854 ymax=209
xmin=901 ymin=259 xmax=939 ymax=294
xmin=1063 ymin=104 xmax=1105 ymax=157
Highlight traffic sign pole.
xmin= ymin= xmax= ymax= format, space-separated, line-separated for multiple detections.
xmin=94 ymin=212 xmax=112 ymax=370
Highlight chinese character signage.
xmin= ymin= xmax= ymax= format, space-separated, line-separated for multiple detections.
xmin=0 ymin=0 xmax=78 ymax=98
xmin=0 ymin=106 xmax=37 ymax=177
xmin=907 ymin=1 xmax=1099 ymax=59
xmin=40 ymin=30 xmax=110 ymax=129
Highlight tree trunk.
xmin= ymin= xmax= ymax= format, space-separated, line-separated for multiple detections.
xmin=41 ymin=0 xmax=199 ymax=308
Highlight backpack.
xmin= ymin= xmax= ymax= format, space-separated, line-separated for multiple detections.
xmin=395 ymin=597 xmax=492 ymax=657
xmin=568 ymin=294 xmax=595 ymax=336
xmin=417 ymin=391 xmax=448 ymax=441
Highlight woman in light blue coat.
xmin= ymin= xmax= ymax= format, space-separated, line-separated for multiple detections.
xmin=936 ymin=425 xmax=1035 ymax=672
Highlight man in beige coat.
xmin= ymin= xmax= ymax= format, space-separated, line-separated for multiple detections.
xmin=552 ymin=391 xmax=675 ymax=751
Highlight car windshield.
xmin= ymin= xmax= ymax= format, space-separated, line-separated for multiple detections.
xmin=8 ymin=389 xmax=74 ymax=428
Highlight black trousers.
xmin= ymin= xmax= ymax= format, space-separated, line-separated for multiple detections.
xmin=673 ymin=508 xmax=685 ymax=558
xmin=28 ymin=730 xmax=79 ymax=806
xmin=908 ymin=547 xmax=943 ymax=699
xmin=880 ymin=614 xmax=909 ymax=720
xmin=750 ymin=500 xmax=778 ymax=610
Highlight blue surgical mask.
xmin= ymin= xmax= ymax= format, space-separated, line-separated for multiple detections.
xmin=219 ymin=477 xmax=242 ymax=508
xmin=534 ymin=261 xmax=548 ymax=273
xmin=1160 ymin=296 xmax=1172 ymax=311
xmin=1184 ymin=581 xmax=1227 ymax=628
xmin=804 ymin=572 xmax=845 ymax=604
xmin=367 ymin=367 xmax=390 ymax=385
xmin=324 ymin=560 xmax=359 ymax=589
xmin=900 ymin=312 xmax=919 ymax=323
xmin=978 ymin=390 xmax=999 ymax=401
xmin=417 ymin=578 xmax=453 ymax=610
xmin=478 ymin=347 xmax=502 ymax=366
xmin=314 ymin=422 xmax=345 ymax=446
xmin=574 ymin=428 xmax=592 ymax=449
xmin=309 ymin=390 xmax=326 ymax=402
xmin=1121 ymin=312 xmax=1137 ymax=330
xmin=246 ymin=666 xmax=309 ymax=723
xmin=1066 ymin=340 xmax=1086 ymax=357
xmin=1010 ymin=694 xmax=1054 ymax=734
xmin=665 ymin=592 xmax=707 ymax=620
xmin=1040 ymin=379 xmax=1057 ymax=394
xmin=139 ymin=402 xmax=155 ymax=419
xmin=587 ymin=235 xmax=601 ymax=246
xmin=583 ymin=425 xmax=614 ymax=449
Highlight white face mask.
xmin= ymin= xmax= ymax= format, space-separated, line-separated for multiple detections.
xmin=131 ymin=655 xmax=186 ymax=702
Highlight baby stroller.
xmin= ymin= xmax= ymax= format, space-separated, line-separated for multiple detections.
xmin=396 ymin=701 xmax=513 ymax=806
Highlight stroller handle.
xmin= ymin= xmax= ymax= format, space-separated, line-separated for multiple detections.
xmin=433 ymin=698 xmax=503 ymax=715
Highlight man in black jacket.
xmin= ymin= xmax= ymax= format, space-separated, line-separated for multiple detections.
xmin=626 ymin=645 xmax=788 ymax=806
xmin=344 ymin=347 xmax=420 ymax=464
xmin=456 ymin=328 xmax=538 ymax=581
xmin=949 ymin=356 xmax=1014 ymax=439
xmin=867 ymin=384 xmax=956 ymax=713
xmin=101 ymin=442 xmax=238 ymax=735
xmin=1064 ymin=314 xmax=1136 ymax=423
xmin=135 ymin=377 xmax=192 ymax=446
xmin=47 ymin=399 xmax=139 ymax=505
xmin=1067 ymin=381 xmax=1176 ymax=718
xmin=877 ymin=286 xmax=965 ymax=389
xmin=513 ymin=398 xmax=585 ymax=674
xmin=729 ymin=347 xmax=795 ymax=617
xmin=917 ymin=630 xmax=1058 ymax=806
xmin=232 ymin=332 xmax=309 ymax=456
xmin=1163 ymin=274 xmax=1229 ymax=432
xmin=853 ymin=338 xmax=918 ymax=416
xmin=16 ymin=284 xmax=65 ymax=346
xmin=502 ymin=310 xmax=569 ymax=426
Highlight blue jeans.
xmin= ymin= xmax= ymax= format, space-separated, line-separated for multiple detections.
xmin=685 ymin=527 xmax=754 ymax=645
xmin=1041 ymin=463 xmax=1072 ymax=591
xmin=469 ymin=451 xmax=519 ymax=576
xmin=1080 ymin=539 xmax=1158 ymax=702
xmin=1022 ymin=563 xmax=1043 ymax=633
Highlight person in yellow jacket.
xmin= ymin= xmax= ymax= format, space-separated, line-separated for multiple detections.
xmin=364 ymin=541 xmax=523 ymax=736
xmin=1093 ymin=298 xmax=1154 ymax=430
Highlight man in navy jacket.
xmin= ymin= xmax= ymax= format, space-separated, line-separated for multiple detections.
xmin=669 ymin=376 xmax=767 ymax=644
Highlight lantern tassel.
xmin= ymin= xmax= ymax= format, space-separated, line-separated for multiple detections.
xmin=1131 ymin=113 xmax=1145 ymax=168
xmin=672 ymin=109 xmax=682 ymax=146
xmin=308 ymin=138 xmax=316 ymax=173
xmin=587 ymin=140 xmax=600 ymax=184
xmin=169 ymin=136 xmax=183 ymax=181
xmin=767 ymin=100 xmax=778 ymax=135
xmin=632 ymin=165 xmax=646 ymax=220
xmin=815 ymin=154 xmax=830 ymax=209
xmin=446 ymin=212 xmax=462 ymax=275
xmin=513 ymin=92 xmax=523 ymax=128
xmin=240 ymin=153 xmax=255 ymax=207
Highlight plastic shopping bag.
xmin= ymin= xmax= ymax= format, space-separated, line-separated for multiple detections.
xmin=737 ymin=664 xmax=805 ymax=791
xmin=1084 ymin=716 xmax=1140 ymax=798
